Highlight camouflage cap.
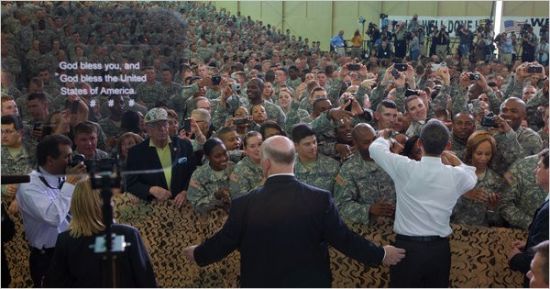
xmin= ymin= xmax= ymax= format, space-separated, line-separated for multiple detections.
xmin=144 ymin=107 xmax=168 ymax=123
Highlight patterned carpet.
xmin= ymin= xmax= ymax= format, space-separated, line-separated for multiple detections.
xmin=4 ymin=193 xmax=526 ymax=287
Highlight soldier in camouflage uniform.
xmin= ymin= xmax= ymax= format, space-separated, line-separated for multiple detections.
xmin=451 ymin=167 xmax=505 ymax=227
xmin=291 ymin=124 xmax=340 ymax=193
xmin=135 ymin=66 xmax=168 ymax=108
xmin=451 ymin=131 xmax=505 ymax=226
xmin=1 ymin=115 xmax=34 ymax=214
xmin=450 ymin=112 xmax=475 ymax=161
xmin=187 ymin=139 xmax=234 ymax=215
xmin=334 ymin=123 xmax=396 ymax=225
xmin=229 ymin=132 xmax=264 ymax=200
xmin=500 ymin=154 xmax=547 ymax=229
xmin=491 ymin=97 xmax=543 ymax=175
xmin=160 ymin=67 xmax=184 ymax=100
xmin=246 ymin=78 xmax=286 ymax=128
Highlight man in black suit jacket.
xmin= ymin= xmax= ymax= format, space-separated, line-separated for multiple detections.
xmin=184 ymin=136 xmax=405 ymax=287
xmin=509 ymin=149 xmax=549 ymax=285
xmin=125 ymin=108 xmax=196 ymax=206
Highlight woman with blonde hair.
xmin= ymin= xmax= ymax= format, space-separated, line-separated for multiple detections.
xmin=451 ymin=130 xmax=505 ymax=226
xmin=45 ymin=180 xmax=157 ymax=287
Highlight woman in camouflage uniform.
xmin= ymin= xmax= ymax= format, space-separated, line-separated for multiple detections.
xmin=187 ymin=138 xmax=234 ymax=214
xmin=452 ymin=131 xmax=505 ymax=226
xmin=229 ymin=131 xmax=264 ymax=199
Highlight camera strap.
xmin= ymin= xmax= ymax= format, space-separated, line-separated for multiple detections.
xmin=37 ymin=167 xmax=65 ymax=190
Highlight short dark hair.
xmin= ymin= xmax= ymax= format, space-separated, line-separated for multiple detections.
xmin=27 ymin=93 xmax=47 ymax=103
xmin=539 ymin=148 xmax=549 ymax=169
xmin=1 ymin=115 xmax=23 ymax=130
xmin=419 ymin=119 xmax=450 ymax=155
xmin=203 ymin=137 xmax=225 ymax=157
xmin=533 ymin=240 xmax=549 ymax=285
xmin=376 ymin=99 xmax=397 ymax=112
xmin=37 ymin=134 xmax=73 ymax=166
xmin=260 ymin=121 xmax=285 ymax=139
xmin=291 ymin=123 xmax=315 ymax=144
xmin=216 ymin=126 xmax=236 ymax=140
xmin=73 ymin=121 xmax=98 ymax=138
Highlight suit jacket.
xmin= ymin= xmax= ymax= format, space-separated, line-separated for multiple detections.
xmin=194 ymin=175 xmax=385 ymax=287
xmin=509 ymin=199 xmax=549 ymax=274
xmin=45 ymin=224 xmax=157 ymax=288
xmin=125 ymin=136 xmax=196 ymax=201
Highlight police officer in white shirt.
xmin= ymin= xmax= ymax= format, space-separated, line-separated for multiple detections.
xmin=369 ymin=119 xmax=477 ymax=287
xmin=17 ymin=134 xmax=86 ymax=287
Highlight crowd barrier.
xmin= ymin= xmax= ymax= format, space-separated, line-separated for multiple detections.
xmin=4 ymin=193 xmax=526 ymax=287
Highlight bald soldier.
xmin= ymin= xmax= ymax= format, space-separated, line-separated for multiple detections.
xmin=334 ymin=123 xmax=396 ymax=225
xmin=450 ymin=112 xmax=476 ymax=161
xmin=492 ymin=97 xmax=543 ymax=175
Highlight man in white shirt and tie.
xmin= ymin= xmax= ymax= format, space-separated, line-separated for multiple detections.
xmin=17 ymin=134 xmax=86 ymax=287
xmin=369 ymin=119 xmax=477 ymax=287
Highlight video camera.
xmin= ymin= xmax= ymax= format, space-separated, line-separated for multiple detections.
xmin=70 ymin=154 xmax=121 ymax=188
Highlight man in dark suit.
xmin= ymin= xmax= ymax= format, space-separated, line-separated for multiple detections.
xmin=125 ymin=108 xmax=196 ymax=207
xmin=509 ymin=148 xmax=549 ymax=286
xmin=183 ymin=136 xmax=405 ymax=287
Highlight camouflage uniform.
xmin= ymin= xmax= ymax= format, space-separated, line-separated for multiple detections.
xmin=451 ymin=168 xmax=505 ymax=226
xmin=135 ymin=81 xmax=168 ymax=108
xmin=169 ymin=83 xmax=198 ymax=118
xmin=162 ymin=82 xmax=184 ymax=100
xmin=188 ymin=162 xmax=234 ymax=214
xmin=1 ymin=145 xmax=33 ymax=200
xmin=492 ymin=127 xmax=543 ymax=175
xmin=229 ymin=156 xmax=263 ymax=199
xmin=294 ymin=153 xmax=340 ymax=193
xmin=98 ymin=117 xmax=122 ymax=139
xmin=246 ymin=100 xmax=286 ymax=128
xmin=333 ymin=153 xmax=396 ymax=225
xmin=499 ymin=154 xmax=547 ymax=229
xmin=405 ymin=120 xmax=425 ymax=138
xmin=537 ymin=128 xmax=548 ymax=149
xmin=284 ymin=108 xmax=310 ymax=134
xmin=450 ymin=133 xmax=468 ymax=161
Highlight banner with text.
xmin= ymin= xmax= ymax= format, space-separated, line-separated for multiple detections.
xmin=382 ymin=16 xmax=548 ymax=37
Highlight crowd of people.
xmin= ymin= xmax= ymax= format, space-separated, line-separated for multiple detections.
xmin=336 ymin=14 xmax=549 ymax=66
xmin=1 ymin=1 xmax=549 ymax=287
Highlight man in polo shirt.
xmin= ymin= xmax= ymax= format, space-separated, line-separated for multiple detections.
xmin=369 ymin=119 xmax=477 ymax=287
xmin=125 ymin=108 xmax=196 ymax=207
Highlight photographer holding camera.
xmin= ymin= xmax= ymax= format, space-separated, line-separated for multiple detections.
xmin=16 ymin=134 xmax=87 ymax=287
xmin=521 ymin=24 xmax=538 ymax=62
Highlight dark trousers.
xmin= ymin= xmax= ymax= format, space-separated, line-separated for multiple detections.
xmin=389 ymin=235 xmax=450 ymax=288
xmin=29 ymin=247 xmax=55 ymax=288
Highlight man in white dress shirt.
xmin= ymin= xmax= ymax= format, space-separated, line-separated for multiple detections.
xmin=17 ymin=134 xmax=86 ymax=287
xmin=369 ymin=119 xmax=477 ymax=287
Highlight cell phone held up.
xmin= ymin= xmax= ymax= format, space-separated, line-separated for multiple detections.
xmin=469 ymin=73 xmax=481 ymax=81
xmin=527 ymin=66 xmax=543 ymax=74
xmin=480 ymin=112 xmax=499 ymax=128
xmin=394 ymin=63 xmax=408 ymax=72
xmin=347 ymin=63 xmax=361 ymax=71
xmin=181 ymin=118 xmax=192 ymax=133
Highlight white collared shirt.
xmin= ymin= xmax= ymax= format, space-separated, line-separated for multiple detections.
xmin=16 ymin=167 xmax=75 ymax=249
xmin=369 ymin=137 xmax=477 ymax=237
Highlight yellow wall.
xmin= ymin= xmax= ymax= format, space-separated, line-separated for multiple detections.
xmin=211 ymin=1 xmax=549 ymax=50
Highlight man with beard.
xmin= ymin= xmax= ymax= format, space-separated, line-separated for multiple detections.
xmin=450 ymin=112 xmax=476 ymax=161
xmin=334 ymin=123 xmax=396 ymax=225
